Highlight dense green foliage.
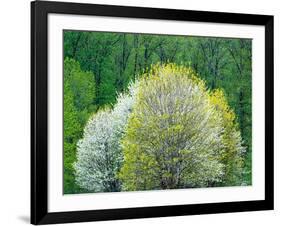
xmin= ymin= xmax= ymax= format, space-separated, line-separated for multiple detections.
xmin=63 ymin=31 xmax=252 ymax=194
xmin=64 ymin=58 xmax=96 ymax=193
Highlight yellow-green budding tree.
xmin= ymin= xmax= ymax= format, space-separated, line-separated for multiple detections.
xmin=118 ymin=64 xmax=245 ymax=191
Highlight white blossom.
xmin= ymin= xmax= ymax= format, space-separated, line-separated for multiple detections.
xmin=73 ymin=83 xmax=137 ymax=192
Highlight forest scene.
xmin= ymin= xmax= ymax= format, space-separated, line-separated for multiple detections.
xmin=63 ymin=30 xmax=252 ymax=194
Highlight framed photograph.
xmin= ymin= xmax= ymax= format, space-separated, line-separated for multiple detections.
xmin=31 ymin=0 xmax=274 ymax=224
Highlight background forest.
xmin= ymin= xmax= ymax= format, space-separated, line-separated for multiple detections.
xmin=63 ymin=30 xmax=252 ymax=194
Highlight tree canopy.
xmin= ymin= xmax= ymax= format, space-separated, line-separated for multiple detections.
xmin=74 ymin=64 xmax=246 ymax=192
xmin=63 ymin=31 xmax=252 ymax=194
xmin=118 ymin=64 xmax=245 ymax=191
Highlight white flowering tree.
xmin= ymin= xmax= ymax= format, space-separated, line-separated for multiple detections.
xmin=74 ymin=84 xmax=136 ymax=192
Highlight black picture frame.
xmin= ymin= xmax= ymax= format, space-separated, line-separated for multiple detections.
xmin=31 ymin=0 xmax=274 ymax=224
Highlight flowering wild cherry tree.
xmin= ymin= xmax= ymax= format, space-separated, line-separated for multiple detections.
xmin=74 ymin=84 xmax=136 ymax=192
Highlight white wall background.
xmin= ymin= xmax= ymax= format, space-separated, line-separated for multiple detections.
xmin=0 ymin=0 xmax=279 ymax=225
